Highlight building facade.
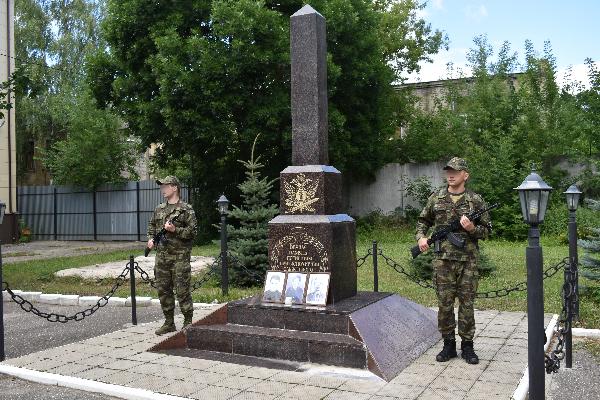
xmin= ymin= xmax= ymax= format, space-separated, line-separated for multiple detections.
xmin=0 ymin=0 xmax=17 ymax=243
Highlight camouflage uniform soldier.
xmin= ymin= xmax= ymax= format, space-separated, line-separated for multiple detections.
xmin=415 ymin=157 xmax=492 ymax=364
xmin=147 ymin=176 xmax=197 ymax=335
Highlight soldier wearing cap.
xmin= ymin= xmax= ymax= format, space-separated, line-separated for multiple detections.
xmin=147 ymin=176 xmax=197 ymax=335
xmin=415 ymin=157 xmax=492 ymax=364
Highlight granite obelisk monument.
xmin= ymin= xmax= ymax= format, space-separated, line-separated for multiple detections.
xmin=268 ymin=5 xmax=356 ymax=303
xmin=160 ymin=5 xmax=440 ymax=381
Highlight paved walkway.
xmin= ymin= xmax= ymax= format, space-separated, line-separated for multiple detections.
xmin=1 ymin=309 xmax=554 ymax=400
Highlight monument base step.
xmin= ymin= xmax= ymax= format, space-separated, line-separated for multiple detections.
xmin=151 ymin=292 xmax=439 ymax=381
xmin=187 ymin=323 xmax=367 ymax=369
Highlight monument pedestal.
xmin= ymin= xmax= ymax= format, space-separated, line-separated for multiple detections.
xmin=268 ymin=215 xmax=356 ymax=302
xmin=152 ymin=292 xmax=439 ymax=381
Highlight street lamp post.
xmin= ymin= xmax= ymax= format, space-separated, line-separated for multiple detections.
xmin=0 ymin=200 xmax=6 ymax=361
xmin=515 ymin=168 xmax=552 ymax=400
xmin=217 ymin=195 xmax=230 ymax=296
xmin=563 ymin=184 xmax=581 ymax=369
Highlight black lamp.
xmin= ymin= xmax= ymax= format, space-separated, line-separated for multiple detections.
xmin=216 ymin=194 xmax=229 ymax=216
xmin=515 ymin=167 xmax=553 ymax=225
xmin=564 ymin=184 xmax=582 ymax=212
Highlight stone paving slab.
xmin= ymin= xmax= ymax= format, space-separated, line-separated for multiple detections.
xmin=1 ymin=309 xmax=555 ymax=400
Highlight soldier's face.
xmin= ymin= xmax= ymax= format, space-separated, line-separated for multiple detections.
xmin=445 ymin=170 xmax=469 ymax=187
xmin=269 ymin=276 xmax=280 ymax=289
xmin=292 ymin=276 xmax=301 ymax=288
xmin=161 ymin=184 xmax=178 ymax=199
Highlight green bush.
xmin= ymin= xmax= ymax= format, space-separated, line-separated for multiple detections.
xmin=579 ymin=199 xmax=600 ymax=303
xmin=356 ymin=209 xmax=411 ymax=238
xmin=543 ymin=204 xmax=600 ymax=243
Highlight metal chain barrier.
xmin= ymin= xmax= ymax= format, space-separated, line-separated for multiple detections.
xmin=356 ymin=248 xmax=372 ymax=268
xmin=477 ymin=257 xmax=568 ymax=299
xmin=227 ymin=252 xmax=265 ymax=284
xmin=1 ymin=265 xmax=130 ymax=323
xmin=134 ymin=262 xmax=158 ymax=289
xmin=377 ymin=249 xmax=437 ymax=290
xmin=135 ymin=255 xmax=222 ymax=292
xmin=545 ymin=260 xmax=577 ymax=373
xmin=377 ymin=248 xmax=568 ymax=298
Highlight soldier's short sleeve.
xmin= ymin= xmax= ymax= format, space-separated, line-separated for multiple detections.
xmin=415 ymin=194 xmax=435 ymax=241
xmin=468 ymin=194 xmax=491 ymax=240
xmin=175 ymin=204 xmax=197 ymax=241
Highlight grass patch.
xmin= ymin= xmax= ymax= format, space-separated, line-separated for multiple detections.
xmin=574 ymin=338 xmax=600 ymax=362
xmin=2 ymin=243 xmax=227 ymax=301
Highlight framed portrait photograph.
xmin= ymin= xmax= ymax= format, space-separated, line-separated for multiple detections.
xmin=283 ymin=272 xmax=307 ymax=304
xmin=305 ymin=273 xmax=330 ymax=306
xmin=262 ymin=271 xmax=286 ymax=303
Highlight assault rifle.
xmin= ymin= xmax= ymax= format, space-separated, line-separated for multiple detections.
xmin=144 ymin=214 xmax=180 ymax=257
xmin=410 ymin=203 xmax=499 ymax=259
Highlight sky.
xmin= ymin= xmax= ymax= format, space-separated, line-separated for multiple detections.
xmin=403 ymin=0 xmax=600 ymax=88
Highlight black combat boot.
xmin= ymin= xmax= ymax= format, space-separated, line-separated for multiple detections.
xmin=461 ymin=340 xmax=479 ymax=364
xmin=436 ymin=336 xmax=457 ymax=362
xmin=182 ymin=311 xmax=193 ymax=328
xmin=155 ymin=310 xmax=176 ymax=335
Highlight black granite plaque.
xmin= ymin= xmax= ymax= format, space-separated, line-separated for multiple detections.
xmin=350 ymin=294 xmax=439 ymax=380
xmin=268 ymin=215 xmax=357 ymax=302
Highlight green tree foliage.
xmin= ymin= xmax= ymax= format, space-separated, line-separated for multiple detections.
xmin=400 ymin=36 xmax=595 ymax=239
xmin=41 ymin=91 xmax=138 ymax=189
xmin=12 ymin=0 xmax=137 ymax=187
xmin=89 ymin=0 xmax=445 ymax=242
xmin=227 ymin=135 xmax=279 ymax=287
xmin=580 ymin=199 xmax=600 ymax=302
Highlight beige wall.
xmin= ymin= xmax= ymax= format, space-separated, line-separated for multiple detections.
xmin=0 ymin=0 xmax=17 ymax=242
xmin=0 ymin=0 xmax=16 ymax=216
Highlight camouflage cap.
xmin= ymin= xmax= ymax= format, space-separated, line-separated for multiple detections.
xmin=443 ymin=157 xmax=469 ymax=172
xmin=156 ymin=175 xmax=181 ymax=188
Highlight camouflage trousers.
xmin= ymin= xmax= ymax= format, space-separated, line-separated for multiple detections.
xmin=154 ymin=248 xmax=193 ymax=316
xmin=432 ymin=258 xmax=479 ymax=341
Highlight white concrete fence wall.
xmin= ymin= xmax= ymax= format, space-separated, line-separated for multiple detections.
xmin=346 ymin=161 xmax=445 ymax=217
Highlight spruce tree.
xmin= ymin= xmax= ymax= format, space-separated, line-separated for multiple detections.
xmin=579 ymin=199 xmax=600 ymax=302
xmin=228 ymin=135 xmax=279 ymax=287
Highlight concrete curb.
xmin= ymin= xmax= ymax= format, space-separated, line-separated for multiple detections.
xmin=511 ymin=313 xmax=559 ymax=400
xmin=0 ymin=364 xmax=189 ymax=400
xmin=572 ymin=327 xmax=600 ymax=338
xmin=3 ymin=290 xmax=218 ymax=310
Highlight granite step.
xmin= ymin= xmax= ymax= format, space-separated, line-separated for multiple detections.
xmin=186 ymin=323 xmax=367 ymax=369
xmin=227 ymin=303 xmax=351 ymax=334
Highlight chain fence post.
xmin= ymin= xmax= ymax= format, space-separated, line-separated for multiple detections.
xmin=0 ymin=240 xmax=5 ymax=361
xmin=372 ymin=241 xmax=379 ymax=292
xmin=129 ymin=255 xmax=137 ymax=325
xmin=563 ymin=210 xmax=578 ymax=368
xmin=526 ymin=225 xmax=545 ymax=399
xmin=220 ymin=214 xmax=229 ymax=297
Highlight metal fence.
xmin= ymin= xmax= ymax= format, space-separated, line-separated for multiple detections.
xmin=17 ymin=181 xmax=189 ymax=241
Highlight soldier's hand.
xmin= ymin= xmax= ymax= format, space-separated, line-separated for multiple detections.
xmin=164 ymin=221 xmax=176 ymax=232
xmin=147 ymin=239 xmax=154 ymax=249
xmin=418 ymin=237 xmax=429 ymax=252
xmin=460 ymin=215 xmax=476 ymax=232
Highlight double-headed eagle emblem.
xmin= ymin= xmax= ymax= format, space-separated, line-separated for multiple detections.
xmin=284 ymin=173 xmax=320 ymax=213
